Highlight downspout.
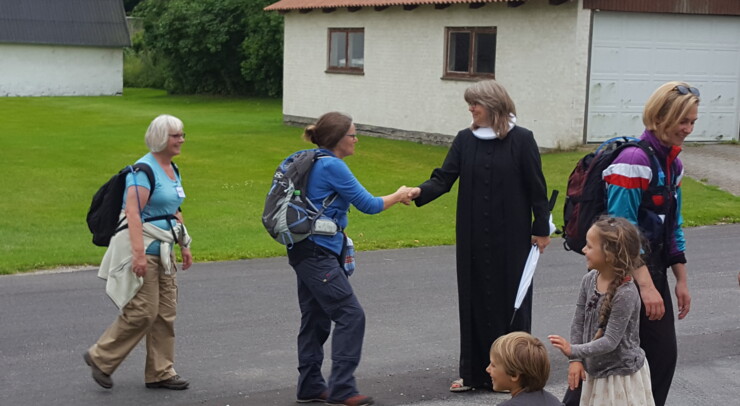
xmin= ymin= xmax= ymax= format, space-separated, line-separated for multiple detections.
xmin=582 ymin=4 xmax=595 ymax=144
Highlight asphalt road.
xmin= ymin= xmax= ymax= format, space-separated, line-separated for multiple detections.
xmin=1 ymin=224 xmax=739 ymax=406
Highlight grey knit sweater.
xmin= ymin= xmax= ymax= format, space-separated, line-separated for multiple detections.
xmin=568 ymin=270 xmax=645 ymax=378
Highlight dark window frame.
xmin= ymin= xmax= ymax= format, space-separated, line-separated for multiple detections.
xmin=326 ymin=27 xmax=365 ymax=74
xmin=443 ymin=26 xmax=497 ymax=80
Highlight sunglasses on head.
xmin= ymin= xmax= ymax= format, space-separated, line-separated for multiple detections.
xmin=674 ymin=85 xmax=700 ymax=97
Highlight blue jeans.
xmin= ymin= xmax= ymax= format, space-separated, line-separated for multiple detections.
xmin=292 ymin=249 xmax=365 ymax=401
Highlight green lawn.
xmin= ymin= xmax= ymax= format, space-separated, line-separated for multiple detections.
xmin=1 ymin=88 xmax=738 ymax=274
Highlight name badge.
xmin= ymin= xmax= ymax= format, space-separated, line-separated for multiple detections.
xmin=176 ymin=186 xmax=186 ymax=198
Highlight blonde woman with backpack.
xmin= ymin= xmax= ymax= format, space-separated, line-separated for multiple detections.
xmin=560 ymin=81 xmax=696 ymax=406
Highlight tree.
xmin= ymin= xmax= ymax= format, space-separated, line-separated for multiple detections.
xmin=124 ymin=0 xmax=145 ymax=14
xmin=134 ymin=0 xmax=282 ymax=96
xmin=241 ymin=1 xmax=283 ymax=97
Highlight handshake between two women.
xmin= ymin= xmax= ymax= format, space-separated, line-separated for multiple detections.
xmin=383 ymin=185 xmax=423 ymax=209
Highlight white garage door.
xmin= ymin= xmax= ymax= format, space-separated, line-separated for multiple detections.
xmin=587 ymin=11 xmax=740 ymax=142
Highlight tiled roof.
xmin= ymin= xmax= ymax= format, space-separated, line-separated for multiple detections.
xmin=0 ymin=0 xmax=130 ymax=47
xmin=265 ymin=0 xmax=511 ymax=11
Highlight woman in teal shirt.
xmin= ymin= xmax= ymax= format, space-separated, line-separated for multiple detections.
xmin=84 ymin=114 xmax=192 ymax=391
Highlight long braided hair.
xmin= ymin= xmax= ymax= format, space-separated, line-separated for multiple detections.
xmin=591 ymin=216 xmax=645 ymax=340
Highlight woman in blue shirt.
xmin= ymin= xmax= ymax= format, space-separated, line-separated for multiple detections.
xmin=287 ymin=112 xmax=410 ymax=406
xmin=84 ymin=114 xmax=192 ymax=391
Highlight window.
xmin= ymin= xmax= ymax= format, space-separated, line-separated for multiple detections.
xmin=444 ymin=27 xmax=496 ymax=79
xmin=327 ymin=28 xmax=364 ymax=74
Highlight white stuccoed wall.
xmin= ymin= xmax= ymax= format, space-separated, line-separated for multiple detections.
xmin=0 ymin=43 xmax=124 ymax=97
xmin=281 ymin=0 xmax=591 ymax=149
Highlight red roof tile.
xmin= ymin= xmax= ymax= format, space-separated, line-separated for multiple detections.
xmin=265 ymin=0 xmax=510 ymax=12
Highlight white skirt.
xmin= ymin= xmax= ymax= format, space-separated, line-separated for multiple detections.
xmin=580 ymin=361 xmax=655 ymax=406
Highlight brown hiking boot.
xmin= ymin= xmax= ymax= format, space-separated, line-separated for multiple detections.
xmin=296 ymin=390 xmax=328 ymax=403
xmin=83 ymin=351 xmax=113 ymax=389
xmin=145 ymin=374 xmax=190 ymax=390
xmin=326 ymin=394 xmax=374 ymax=406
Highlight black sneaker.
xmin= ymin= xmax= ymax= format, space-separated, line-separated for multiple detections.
xmin=83 ymin=351 xmax=113 ymax=389
xmin=145 ymin=374 xmax=189 ymax=390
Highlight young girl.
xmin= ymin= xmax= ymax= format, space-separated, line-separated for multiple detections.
xmin=548 ymin=216 xmax=654 ymax=406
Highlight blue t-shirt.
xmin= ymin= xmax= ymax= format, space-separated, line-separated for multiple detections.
xmin=305 ymin=149 xmax=384 ymax=255
xmin=122 ymin=153 xmax=184 ymax=255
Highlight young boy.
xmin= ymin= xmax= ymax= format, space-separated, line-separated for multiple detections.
xmin=487 ymin=332 xmax=563 ymax=406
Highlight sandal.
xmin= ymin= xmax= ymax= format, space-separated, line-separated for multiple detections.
xmin=449 ymin=378 xmax=472 ymax=392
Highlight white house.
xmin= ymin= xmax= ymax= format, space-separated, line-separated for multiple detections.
xmin=265 ymin=0 xmax=740 ymax=148
xmin=0 ymin=0 xmax=131 ymax=97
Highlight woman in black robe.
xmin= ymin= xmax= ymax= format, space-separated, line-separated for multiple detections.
xmin=409 ymin=80 xmax=552 ymax=391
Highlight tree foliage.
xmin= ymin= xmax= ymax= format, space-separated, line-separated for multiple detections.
xmin=124 ymin=0 xmax=145 ymax=13
xmin=241 ymin=2 xmax=284 ymax=97
xmin=133 ymin=0 xmax=283 ymax=96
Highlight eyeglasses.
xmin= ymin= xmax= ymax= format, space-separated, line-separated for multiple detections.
xmin=346 ymin=133 xmax=357 ymax=139
xmin=674 ymin=85 xmax=700 ymax=97
xmin=169 ymin=133 xmax=186 ymax=139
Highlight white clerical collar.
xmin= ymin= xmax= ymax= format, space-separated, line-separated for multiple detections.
xmin=472 ymin=114 xmax=517 ymax=140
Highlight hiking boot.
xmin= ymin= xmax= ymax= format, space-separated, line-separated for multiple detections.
xmin=145 ymin=374 xmax=190 ymax=390
xmin=296 ymin=390 xmax=328 ymax=403
xmin=83 ymin=351 xmax=113 ymax=389
xmin=326 ymin=394 xmax=374 ymax=406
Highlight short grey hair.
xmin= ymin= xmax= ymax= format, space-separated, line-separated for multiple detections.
xmin=145 ymin=114 xmax=184 ymax=152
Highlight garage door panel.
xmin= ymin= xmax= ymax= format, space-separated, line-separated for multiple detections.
xmin=710 ymin=50 xmax=739 ymax=76
xmin=589 ymin=111 xmax=643 ymax=139
xmin=703 ymin=80 xmax=738 ymax=107
xmin=591 ymin=46 xmax=621 ymax=73
xmin=587 ymin=11 xmax=740 ymax=142
xmin=698 ymin=112 xmax=736 ymax=140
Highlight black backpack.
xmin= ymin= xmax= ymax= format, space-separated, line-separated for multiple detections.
xmin=87 ymin=162 xmax=178 ymax=247
xmin=562 ymin=137 xmax=660 ymax=254
xmin=262 ymin=149 xmax=337 ymax=247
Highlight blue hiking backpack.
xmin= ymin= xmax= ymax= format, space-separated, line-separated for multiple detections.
xmin=262 ymin=149 xmax=337 ymax=247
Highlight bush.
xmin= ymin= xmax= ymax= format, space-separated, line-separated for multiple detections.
xmin=133 ymin=0 xmax=282 ymax=96
xmin=241 ymin=2 xmax=284 ymax=97
xmin=123 ymin=33 xmax=167 ymax=89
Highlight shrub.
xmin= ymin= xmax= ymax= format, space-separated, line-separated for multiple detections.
xmin=133 ymin=0 xmax=282 ymax=96
xmin=123 ymin=33 xmax=167 ymax=89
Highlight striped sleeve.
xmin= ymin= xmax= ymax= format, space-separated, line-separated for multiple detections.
xmin=603 ymin=147 xmax=652 ymax=225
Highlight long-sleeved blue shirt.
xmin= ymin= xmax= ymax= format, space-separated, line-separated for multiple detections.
xmin=305 ymin=149 xmax=384 ymax=255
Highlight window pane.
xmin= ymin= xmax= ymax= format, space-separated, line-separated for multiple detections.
xmin=475 ymin=33 xmax=496 ymax=74
xmin=348 ymin=32 xmax=364 ymax=68
xmin=448 ymin=32 xmax=470 ymax=73
xmin=329 ymin=31 xmax=347 ymax=67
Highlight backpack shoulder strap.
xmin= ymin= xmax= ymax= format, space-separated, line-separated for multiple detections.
xmin=130 ymin=163 xmax=157 ymax=196
xmin=312 ymin=152 xmax=339 ymax=209
xmin=130 ymin=161 xmax=179 ymax=192
xmin=635 ymin=140 xmax=662 ymax=188
xmin=171 ymin=161 xmax=180 ymax=177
